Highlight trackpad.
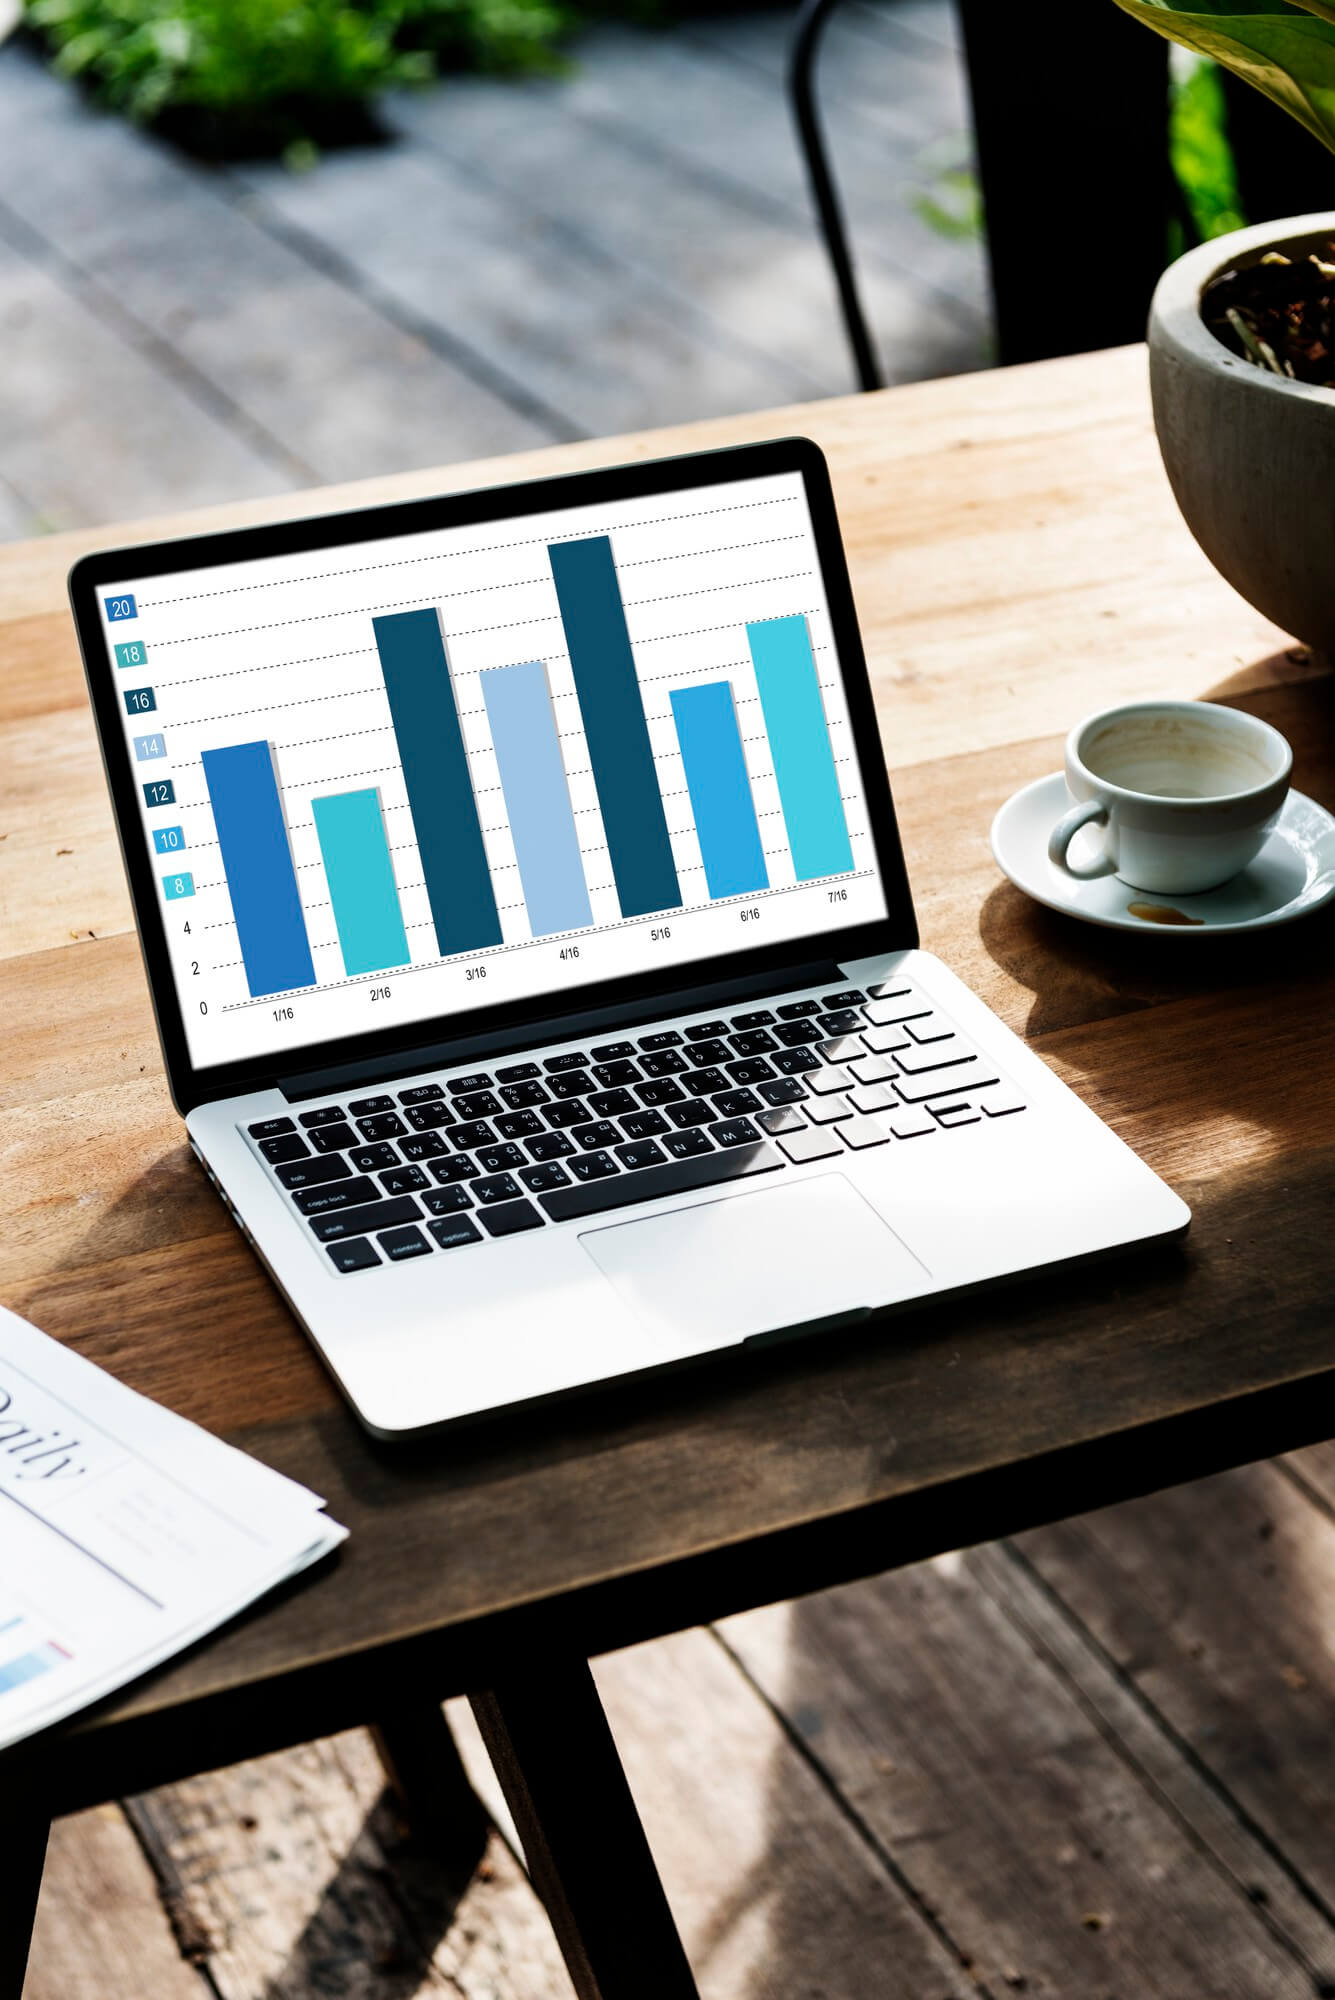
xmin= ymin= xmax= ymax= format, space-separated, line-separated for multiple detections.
xmin=580 ymin=1175 xmax=930 ymax=1347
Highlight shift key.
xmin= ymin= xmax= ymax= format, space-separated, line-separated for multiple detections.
xmin=310 ymin=1196 xmax=422 ymax=1241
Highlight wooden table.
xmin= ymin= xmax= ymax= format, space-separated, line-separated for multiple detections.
xmin=4 ymin=345 xmax=1333 ymax=2000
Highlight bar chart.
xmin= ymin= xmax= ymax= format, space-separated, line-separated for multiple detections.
xmin=106 ymin=467 xmax=885 ymax=1068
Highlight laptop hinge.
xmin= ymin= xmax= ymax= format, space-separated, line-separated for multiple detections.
xmin=277 ymin=956 xmax=844 ymax=1103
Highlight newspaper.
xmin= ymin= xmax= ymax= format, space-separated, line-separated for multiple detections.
xmin=0 ymin=1304 xmax=346 ymax=1752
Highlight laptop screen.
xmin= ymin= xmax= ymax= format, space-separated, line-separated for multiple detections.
xmin=97 ymin=466 xmax=890 ymax=1072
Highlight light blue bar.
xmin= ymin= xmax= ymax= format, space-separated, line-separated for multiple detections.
xmin=311 ymin=788 xmax=411 ymax=978
xmin=0 ymin=1647 xmax=57 ymax=1693
xmin=133 ymin=732 xmax=166 ymax=762
xmin=481 ymin=661 xmax=593 ymax=938
xmin=746 ymin=615 xmax=854 ymax=880
xmin=162 ymin=873 xmax=194 ymax=900
xmin=669 ymin=682 xmax=769 ymax=900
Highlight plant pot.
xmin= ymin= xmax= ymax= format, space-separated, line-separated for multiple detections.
xmin=1147 ymin=210 xmax=1335 ymax=654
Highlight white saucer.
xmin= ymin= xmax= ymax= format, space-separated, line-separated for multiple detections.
xmin=990 ymin=773 xmax=1335 ymax=934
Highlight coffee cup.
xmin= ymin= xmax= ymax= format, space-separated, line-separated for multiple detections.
xmin=1047 ymin=700 xmax=1292 ymax=895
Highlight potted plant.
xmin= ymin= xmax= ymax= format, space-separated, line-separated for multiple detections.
xmin=1115 ymin=0 xmax=1335 ymax=651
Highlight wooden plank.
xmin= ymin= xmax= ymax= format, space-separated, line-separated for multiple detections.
xmin=125 ymin=1728 xmax=577 ymax=1998
xmin=1283 ymin=1441 xmax=1335 ymax=1512
xmin=1014 ymin=1464 xmax=1335 ymax=1927
xmin=24 ymin=1805 xmax=206 ymax=2000
xmin=718 ymin=1561 xmax=1323 ymax=1996
xmin=0 ymin=44 xmax=558 ymax=482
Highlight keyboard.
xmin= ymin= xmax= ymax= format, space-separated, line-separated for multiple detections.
xmin=242 ymin=978 xmax=1027 ymax=1275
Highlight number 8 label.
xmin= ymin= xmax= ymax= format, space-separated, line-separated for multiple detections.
xmin=163 ymin=874 xmax=194 ymax=900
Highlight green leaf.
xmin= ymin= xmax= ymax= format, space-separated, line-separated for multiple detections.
xmin=1112 ymin=0 xmax=1335 ymax=154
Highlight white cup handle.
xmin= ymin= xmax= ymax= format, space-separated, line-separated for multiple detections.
xmin=1047 ymin=798 xmax=1115 ymax=879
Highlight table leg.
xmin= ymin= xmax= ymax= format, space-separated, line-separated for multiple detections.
xmin=1 ymin=1809 xmax=49 ymax=2000
xmin=470 ymin=1657 xmax=699 ymax=2000
xmin=370 ymin=1704 xmax=489 ymax=1872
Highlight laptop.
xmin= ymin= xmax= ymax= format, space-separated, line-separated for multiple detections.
xmin=70 ymin=438 xmax=1189 ymax=1436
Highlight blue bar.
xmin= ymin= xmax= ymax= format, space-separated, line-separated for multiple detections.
xmin=201 ymin=741 xmax=316 ymax=999
xmin=481 ymin=661 xmax=593 ymax=938
xmin=0 ymin=1647 xmax=60 ymax=1693
xmin=669 ymin=682 xmax=770 ymax=900
xmin=746 ymin=616 xmax=854 ymax=880
xmin=312 ymin=788 xmax=411 ymax=978
xmin=373 ymin=609 xmax=502 ymax=957
xmin=548 ymin=537 xmax=681 ymax=920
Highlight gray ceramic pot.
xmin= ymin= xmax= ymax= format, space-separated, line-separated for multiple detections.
xmin=1147 ymin=211 xmax=1335 ymax=653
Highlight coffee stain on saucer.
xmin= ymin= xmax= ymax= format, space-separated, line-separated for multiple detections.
xmin=1126 ymin=901 xmax=1206 ymax=927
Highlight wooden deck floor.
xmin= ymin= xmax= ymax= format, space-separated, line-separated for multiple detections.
xmin=9 ymin=12 xmax=1335 ymax=1998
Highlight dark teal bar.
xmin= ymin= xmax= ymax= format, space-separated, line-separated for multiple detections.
xmin=372 ymin=608 xmax=502 ymax=957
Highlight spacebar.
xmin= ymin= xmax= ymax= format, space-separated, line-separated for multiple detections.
xmin=540 ymin=1142 xmax=782 ymax=1221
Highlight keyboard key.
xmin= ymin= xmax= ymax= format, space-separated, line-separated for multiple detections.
xmin=894 ymin=1065 xmax=996 ymax=1104
xmin=404 ymin=1102 xmax=455 ymax=1131
xmin=545 ymin=1101 xmax=590 ymax=1129
xmin=849 ymin=1054 xmax=895 ymax=1085
xmin=731 ymin=1009 xmax=775 ymax=1030
xmin=822 ymin=989 xmax=866 ymax=1009
xmin=549 ymin=1070 xmax=593 ymax=1100
xmin=637 ymin=1078 xmax=685 ymax=1105
xmin=310 ymin=1195 xmax=421 ymax=1240
xmin=807 ymin=1065 xmax=854 ymax=1095
xmin=685 ymin=1019 xmax=728 ymax=1040
xmin=776 ymin=1126 xmax=843 ymax=1163
xmin=616 ymin=1140 xmax=667 ymax=1171
xmin=474 ymin=1172 xmax=523 ymax=1205
xmin=758 ymin=1077 xmax=807 ymax=1106
xmin=589 ymin=1088 xmax=637 ymax=1119
xmin=666 ymin=1099 xmax=714 ymax=1129
xmin=773 ymin=1047 xmax=822 ymax=1074
xmin=349 ymin=1094 xmax=396 ymax=1115
xmin=592 ymin=1060 xmax=641 ymax=1088
xmin=816 ymin=1035 xmax=863 ymax=1064
xmin=249 ymin=1116 xmax=296 ymax=1139
xmin=817 ymin=1009 xmax=863 ymax=1037
xmin=544 ymin=1051 xmax=590 ymax=1073
xmin=569 ymin=1151 xmax=620 ymax=1181
xmin=713 ymin=1088 xmax=761 ymax=1118
xmin=838 ymin=1114 xmax=891 ymax=1149
xmin=541 ymin=1141 xmax=780 ymax=1220
xmin=931 ymin=1098 xmax=981 ymax=1125
xmin=903 ymin=1014 xmax=955 ymax=1045
xmin=260 ymin=1133 xmax=309 ymax=1164
xmin=777 ymin=1000 xmax=819 ymax=1019
xmin=849 ymin=1083 xmax=895 ymax=1115
xmin=294 ymin=1175 xmax=383 ymax=1215
xmin=527 ymin=1131 xmax=576 ymax=1162
xmin=379 ymin=1224 xmax=432 ymax=1261
xmin=682 ymin=1067 xmax=728 ymax=1097
xmin=430 ymin=1153 xmax=480 ymax=1182
xmin=451 ymin=1120 xmax=497 ymax=1149
xmin=727 ymin=1057 xmax=775 ymax=1085
xmin=310 ymin=1122 xmax=358 ymax=1154
xmin=381 ymin=1164 xmax=429 ymax=1194
xmin=865 ymin=994 xmax=931 ymax=1026
xmin=640 ymin=1050 xmax=689 ymax=1078
xmin=496 ymin=1109 xmax=544 ymax=1140
xmin=774 ymin=1020 xmax=821 ymax=1047
xmin=327 ymin=1236 xmax=380 ymax=1273
xmin=862 ymin=1023 xmax=915 ymax=1055
xmin=357 ymin=1111 xmax=408 ymax=1140
xmin=979 ymin=1085 xmax=1027 ymax=1117
xmin=477 ymin=1198 xmax=545 ymax=1237
xmin=663 ymin=1128 xmax=714 ymax=1159
xmin=398 ymin=1084 xmax=444 ymax=1105
xmin=806 ymin=1093 xmax=853 ymax=1124
xmin=276 ymin=1153 xmax=352 ymax=1190
xmin=423 ymin=1184 xmax=474 ymax=1214
xmin=895 ymin=1038 xmax=978 ymax=1076
xmin=573 ymin=1120 xmax=620 ymax=1151
xmin=867 ymin=979 xmax=914 ymax=1001
xmin=620 ymin=1109 xmax=669 ymax=1139
xmin=447 ymin=1072 xmax=494 ymax=1094
xmin=478 ymin=1143 xmax=527 ymax=1174
xmin=757 ymin=1105 xmax=805 ymax=1136
xmin=686 ymin=1039 xmax=729 ymax=1068
xmin=500 ymin=1080 xmax=549 ymax=1109
xmin=298 ymin=1105 xmax=347 ymax=1128
xmin=454 ymin=1090 xmax=502 ymax=1119
xmin=496 ymin=1061 xmax=540 ymax=1083
xmin=639 ymin=1030 xmax=683 ymax=1051
xmin=890 ymin=1104 xmax=937 ymax=1138
xmin=400 ymin=1132 xmax=448 ymax=1161
xmin=592 ymin=1040 xmax=636 ymax=1062
xmin=428 ymin=1216 xmax=484 ymax=1249
xmin=350 ymin=1142 xmax=399 ymax=1173
xmin=520 ymin=1162 xmax=572 ymax=1192
xmin=729 ymin=1029 xmax=777 ymax=1057
xmin=710 ymin=1117 xmax=761 ymax=1147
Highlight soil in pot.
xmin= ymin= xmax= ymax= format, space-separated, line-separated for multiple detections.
xmin=1202 ymin=246 xmax=1335 ymax=385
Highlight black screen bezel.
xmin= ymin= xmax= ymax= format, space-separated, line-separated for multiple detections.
xmin=70 ymin=437 xmax=917 ymax=1113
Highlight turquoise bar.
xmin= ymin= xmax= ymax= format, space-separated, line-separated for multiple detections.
xmin=746 ymin=615 xmax=854 ymax=880
xmin=311 ymin=788 xmax=410 ymax=978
